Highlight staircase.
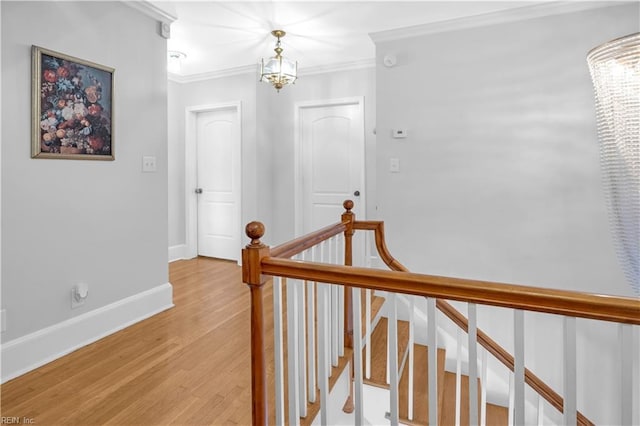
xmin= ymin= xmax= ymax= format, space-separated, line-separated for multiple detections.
xmin=364 ymin=315 xmax=509 ymax=425
xmin=242 ymin=205 xmax=638 ymax=426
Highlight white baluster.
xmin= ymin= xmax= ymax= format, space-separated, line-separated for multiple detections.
xmin=408 ymin=296 xmax=415 ymax=421
xmin=620 ymin=324 xmax=633 ymax=426
xmin=365 ymin=288 xmax=372 ymax=380
xmin=307 ymin=246 xmax=317 ymax=404
xmin=317 ymin=281 xmax=330 ymax=425
xmin=273 ymin=277 xmax=285 ymax=426
xmin=353 ymin=286 xmax=364 ymax=425
xmin=427 ymin=297 xmax=438 ymax=426
xmin=338 ymin=233 xmax=345 ymax=357
xmin=514 ymin=310 xmax=524 ymax=426
xmin=508 ymin=372 xmax=514 ymax=426
xmin=332 ymin=283 xmax=339 ymax=367
xmin=320 ymin=240 xmax=331 ymax=376
xmin=386 ymin=306 xmax=391 ymax=385
xmin=296 ymin=255 xmax=307 ymax=417
xmin=537 ymin=394 xmax=544 ymax=426
xmin=388 ymin=292 xmax=400 ymax=426
xmin=481 ymin=347 xmax=487 ymax=426
xmin=455 ymin=328 xmax=462 ymax=426
xmin=469 ymin=303 xmax=478 ymax=426
xmin=286 ymin=277 xmax=301 ymax=425
xmin=563 ymin=316 xmax=576 ymax=426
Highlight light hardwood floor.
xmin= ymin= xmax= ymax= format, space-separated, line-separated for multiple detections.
xmin=1 ymin=257 xmax=269 ymax=425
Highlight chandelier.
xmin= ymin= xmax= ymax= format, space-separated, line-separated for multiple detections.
xmin=587 ymin=32 xmax=640 ymax=294
xmin=260 ymin=30 xmax=297 ymax=92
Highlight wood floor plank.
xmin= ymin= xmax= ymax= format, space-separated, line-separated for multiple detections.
xmin=0 ymin=258 xmax=264 ymax=426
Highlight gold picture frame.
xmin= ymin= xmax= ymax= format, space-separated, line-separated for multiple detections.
xmin=32 ymin=45 xmax=114 ymax=160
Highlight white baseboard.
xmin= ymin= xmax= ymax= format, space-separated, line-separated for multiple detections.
xmin=1 ymin=282 xmax=174 ymax=383
xmin=168 ymin=244 xmax=187 ymax=262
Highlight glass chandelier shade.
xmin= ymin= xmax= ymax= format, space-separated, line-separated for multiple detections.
xmin=587 ymin=32 xmax=640 ymax=294
xmin=260 ymin=30 xmax=297 ymax=92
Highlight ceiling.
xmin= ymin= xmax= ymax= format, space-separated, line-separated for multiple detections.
xmin=158 ymin=1 xmax=540 ymax=79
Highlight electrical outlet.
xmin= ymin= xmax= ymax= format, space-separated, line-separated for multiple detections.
xmin=71 ymin=283 xmax=89 ymax=309
xmin=142 ymin=156 xmax=157 ymax=173
xmin=1 ymin=309 xmax=6 ymax=332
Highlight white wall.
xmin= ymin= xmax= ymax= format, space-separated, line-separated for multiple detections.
xmin=375 ymin=3 xmax=637 ymax=296
xmin=167 ymin=72 xmax=259 ymax=258
xmin=1 ymin=1 xmax=171 ymax=380
xmin=259 ymin=67 xmax=377 ymax=245
xmin=373 ymin=3 xmax=639 ymax=424
xmin=167 ymin=67 xmax=376 ymax=251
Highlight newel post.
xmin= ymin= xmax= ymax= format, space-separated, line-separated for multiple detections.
xmin=342 ymin=200 xmax=356 ymax=414
xmin=242 ymin=221 xmax=270 ymax=426
xmin=342 ymin=199 xmax=355 ymax=349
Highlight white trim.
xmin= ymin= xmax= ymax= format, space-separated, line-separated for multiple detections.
xmin=299 ymin=59 xmax=375 ymax=77
xmin=122 ymin=0 xmax=177 ymax=24
xmin=168 ymin=244 xmax=188 ymax=262
xmin=169 ymin=59 xmax=375 ymax=84
xmin=185 ymin=102 xmax=243 ymax=262
xmin=369 ymin=1 xmax=627 ymax=43
xmin=169 ymin=65 xmax=256 ymax=84
xmin=1 ymin=283 xmax=174 ymax=383
xmin=293 ymin=97 xmax=366 ymax=238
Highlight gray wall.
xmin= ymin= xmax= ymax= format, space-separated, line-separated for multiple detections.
xmin=167 ymin=72 xmax=259 ymax=249
xmin=374 ymin=4 xmax=639 ymax=424
xmin=1 ymin=1 xmax=169 ymax=341
xmin=261 ymin=67 xmax=377 ymax=245
xmin=375 ymin=4 xmax=637 ymax=297
xmin=168 ymin=67 xmax=376 ymax=249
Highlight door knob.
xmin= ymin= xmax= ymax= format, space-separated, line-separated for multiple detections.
xmin=195 ymin=188 xmax=203 ymax=194
xmin=354 ymin=190 xmax=360 ymax=196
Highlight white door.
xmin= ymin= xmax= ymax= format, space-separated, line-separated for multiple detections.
xmin=196 ymin=107 xmax=241 ymax=261
xmin=297 ymin=99 xmax=365 ymax=262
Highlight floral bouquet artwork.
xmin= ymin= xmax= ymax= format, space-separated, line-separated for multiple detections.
xmin=32 ymin=46 xmax=114 ymax=160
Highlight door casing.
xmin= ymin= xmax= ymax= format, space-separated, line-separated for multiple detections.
xmin=185 ymin=102 xmax=242 ymax=261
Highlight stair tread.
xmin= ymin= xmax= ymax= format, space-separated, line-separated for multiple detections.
xmin=398 ymin=343 xmax=446 ymax=424
xmin=440 ymin=371 xmax=508 ymax=426
xmin=363 ymin=317 xmax=411 ymax=388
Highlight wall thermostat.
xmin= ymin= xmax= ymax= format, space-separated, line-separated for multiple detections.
xmin=392 ymin=129 xmax=408 ymax=139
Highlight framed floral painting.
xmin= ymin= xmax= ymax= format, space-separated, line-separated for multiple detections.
xmin=32 ymin=46 xmax=114 ymax=160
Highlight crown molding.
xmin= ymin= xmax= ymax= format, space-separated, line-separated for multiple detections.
xmin=123 ymin=0 xmax=177 ymax=24
xmin=299 ymin=58 xmax=376 ymax=76
xmin=169 ymin=64 xmax=257 ymax=84
xmin=369 ymin=1 xmax=630 ymax=43
xmin=169 ymin=59 xmax=376 ymax=84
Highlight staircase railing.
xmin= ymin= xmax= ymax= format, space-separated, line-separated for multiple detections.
xmin=242 ymin=200 xmax=640 ymax=426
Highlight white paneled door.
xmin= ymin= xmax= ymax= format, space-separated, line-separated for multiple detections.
xmin=296 ymin=98 xmax=365 ymax=263
xmin=196 ymin=107 xmax=241 ymax=261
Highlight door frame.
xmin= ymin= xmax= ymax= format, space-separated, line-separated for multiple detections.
xmin=293 ymin=96 xmax=366 ymax=238
xmin=184 ymin=101 xmax=242 ymax=261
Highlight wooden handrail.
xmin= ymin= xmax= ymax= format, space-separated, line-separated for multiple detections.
xmin=242 ymin=202 xmax=638 ymax=425
xmin=260 ymin=257 xmax=640 ymax=325
xmin=270 ymin=221 xmax=348 ymax=259
xmin=354 ymin=219 xmax=603 ymax=425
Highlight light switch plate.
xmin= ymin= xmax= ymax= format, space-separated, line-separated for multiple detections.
xmin=390 ymin=158 xmax=400 ymax=173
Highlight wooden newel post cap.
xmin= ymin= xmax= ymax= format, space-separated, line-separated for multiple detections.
xmin=343 ymin=199 xmax=354 ymax=212
xmin=245 ymin=221 xmax=265 ymax=246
